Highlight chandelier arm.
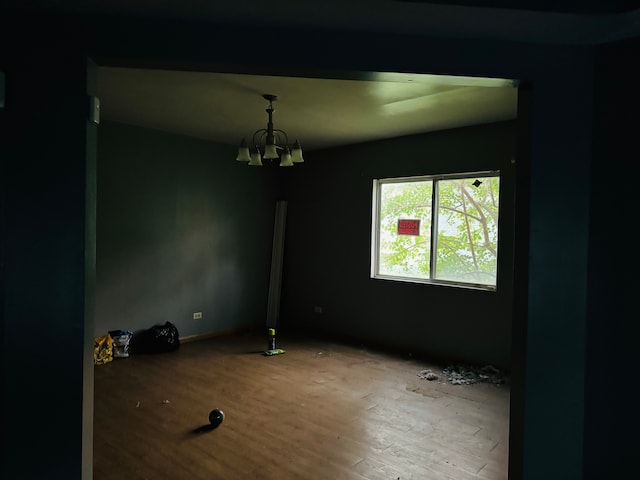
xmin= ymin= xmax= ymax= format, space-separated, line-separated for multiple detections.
xmin=273 ymin=129 xmax=289 ymax=147
xmin=252 ymin=129 xmax=268 ymax=146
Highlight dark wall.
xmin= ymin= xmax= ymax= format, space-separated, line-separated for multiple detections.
xmin=96 ymin=122 xmax=277 ymax=338
xmin=583 ymin=35 xmax=640 ymax=479
xmin=408 ymin=0 xmax=637 ymax=14
xmin=280 ymin=121 xmax=516 ymax=368
xmin=1 ymin=45 xmax=93 ymax=477
xmin=516 ymin=60 xmax=594 ymax=480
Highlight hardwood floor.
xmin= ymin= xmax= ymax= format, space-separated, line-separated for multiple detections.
xmin=93 ymin=330 xmax=509 ymax=479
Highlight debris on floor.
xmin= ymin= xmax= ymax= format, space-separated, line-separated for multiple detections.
xmin=417 ymin=369 xmax=439 ymax=381
xmin=417 ymin=364 xmax=508 ymax=386
xmin=442 ymin=364 xmax=507 ymax=385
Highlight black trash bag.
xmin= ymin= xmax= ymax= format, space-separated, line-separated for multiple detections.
xmin=130 ymin=321 xmax=180 ymax=354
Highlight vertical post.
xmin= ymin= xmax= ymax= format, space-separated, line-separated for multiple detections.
xmin=0 ymin=71 xmax=5 ymax=108
xmin=266 ymin=201 xmax=287 ymax=327
xmin=82 ymin=57 xmax=98 ymax=480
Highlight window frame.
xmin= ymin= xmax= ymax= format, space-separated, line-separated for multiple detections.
xmin=371 ymin=170 xmax=500 ymax=291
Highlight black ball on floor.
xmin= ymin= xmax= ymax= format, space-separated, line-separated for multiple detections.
xmin=209 ymin=409 xmax=225 ymax=428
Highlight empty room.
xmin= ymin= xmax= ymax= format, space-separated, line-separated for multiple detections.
xmin=3 ymin=2 xmax=636 ymax=480
xmin=92 ymin=67 xmax=518 ymax=479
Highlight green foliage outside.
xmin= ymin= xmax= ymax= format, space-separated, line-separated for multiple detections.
xmin=378 ymin=176 xmax=499 ymax=286
xmin=379 ymin=181 xmax=432 ymax=278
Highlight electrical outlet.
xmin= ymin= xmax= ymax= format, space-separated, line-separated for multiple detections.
xmin=313 ymin=306 xmax=323 ymax=314
xmin=193 ymin=312 xmax=203 ymax=320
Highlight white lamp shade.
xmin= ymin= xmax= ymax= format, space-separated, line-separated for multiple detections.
xmin=236 ymin=145 xmax=251 ymax=162
xmin=280 ymin=150 xmax=294 ymax=167
xmin=291 ymin=142 xmax=304 ymax=163
xmin=263 ymin=143 xmax=279 ymax=159
xmin=248 ymin=149 xmax=263 ymax=166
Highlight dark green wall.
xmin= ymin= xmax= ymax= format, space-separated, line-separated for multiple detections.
xmin=583 ymin=36 xmax=640 ymax=479
xmin=1 ymin=44 xmax=93 ymax=477
xmin=96 ymin=121 xmax=277 ymax=338
xmin=279 ymin=121 xmax=516 ymax=368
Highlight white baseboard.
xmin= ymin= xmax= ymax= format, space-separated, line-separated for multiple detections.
xmin=179 ymin=327 xmax=251 ymax=344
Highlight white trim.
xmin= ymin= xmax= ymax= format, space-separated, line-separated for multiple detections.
xmin=370 ymin=179 xmax=381 ymax=278
xmin=373 ymin=273 xmax=497 ymax=292
xmin=371 ymin=171 xmax=500 ymax=290
xmin=179 ymin=328 xmax=251 ymax=344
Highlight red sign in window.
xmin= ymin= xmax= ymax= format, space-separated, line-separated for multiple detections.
xmin=397 ymin=219 xmax=420 ymax=236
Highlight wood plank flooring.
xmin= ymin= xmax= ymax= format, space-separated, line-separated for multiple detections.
xmin=93 ymin=330 xmax=509 ymax=480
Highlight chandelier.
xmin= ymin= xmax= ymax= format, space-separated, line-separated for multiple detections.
xmin=235 ymin=94 xmax=304 ymax=167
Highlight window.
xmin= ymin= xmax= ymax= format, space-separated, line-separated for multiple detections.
xmin=371 ymin=172 xmax=500 ymax=290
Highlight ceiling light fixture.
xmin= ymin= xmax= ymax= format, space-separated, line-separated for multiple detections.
xmin=235 ymin=94 xmax=304 ymax=167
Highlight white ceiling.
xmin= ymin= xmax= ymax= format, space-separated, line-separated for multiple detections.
xmin=97 ymin=67 xmax=519 ymax=151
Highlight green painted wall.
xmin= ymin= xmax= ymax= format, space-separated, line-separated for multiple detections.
xmin=1 ymin=45 xmax=92 ymax=478
xmin=279 ymin=121 xmax=516 ymax=369
xmin=583 ymin=36 xmax=639 ymax=479
xmin=96 ymin=121 xmax=277 ymax=338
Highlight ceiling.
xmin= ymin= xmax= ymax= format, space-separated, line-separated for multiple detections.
xmin=97 ymin=67 xmax=518 ymax=151
xmin=6 ymin=1 xmax=638 ymax=151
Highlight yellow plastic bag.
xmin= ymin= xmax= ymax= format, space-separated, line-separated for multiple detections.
xmin=94 ymin=333 xmax=114 ymax=365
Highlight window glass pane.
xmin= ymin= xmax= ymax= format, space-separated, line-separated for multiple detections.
xmin=378 ymin=181 xmax=432 ymax=279
xmin=435 ymin=177 xmax=499 ymax=286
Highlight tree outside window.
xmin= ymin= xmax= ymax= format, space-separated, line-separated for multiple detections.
xmin=372 ymin=172 xmax=500 ymax=289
